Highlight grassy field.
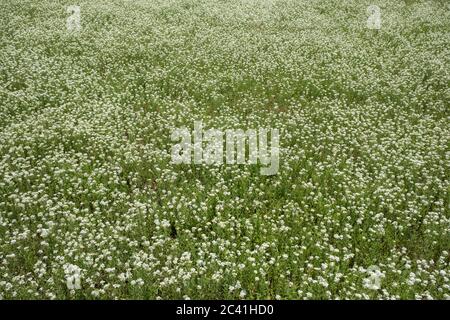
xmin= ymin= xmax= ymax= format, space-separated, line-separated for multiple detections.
xmin=0 ymin=0 xmax=449 ymax=299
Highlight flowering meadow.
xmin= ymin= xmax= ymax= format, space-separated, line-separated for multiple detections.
xmin=0 ymin=0 xmax=449 ymax=300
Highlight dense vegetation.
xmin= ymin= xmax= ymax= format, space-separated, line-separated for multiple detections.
xmin=0 ymin=0 xmax=448 ymax=299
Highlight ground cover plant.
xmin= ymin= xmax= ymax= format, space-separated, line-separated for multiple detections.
xmin=0 ymin=0 xmax=449 ymax=299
